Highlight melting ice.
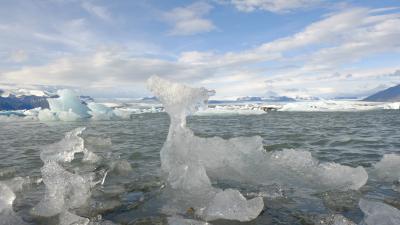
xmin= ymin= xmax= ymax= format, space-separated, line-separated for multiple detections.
xmin=147 ymin=76 xmax=368 ymax=222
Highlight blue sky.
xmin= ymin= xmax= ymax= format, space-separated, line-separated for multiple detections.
xmin=0 ymin=0 xmax=399 ymax=99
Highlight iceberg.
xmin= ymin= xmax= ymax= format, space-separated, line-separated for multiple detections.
xmin=37 ymin=89 xmax=128 ymax=121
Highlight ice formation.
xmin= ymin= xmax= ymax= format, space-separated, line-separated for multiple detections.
xmin=374 ymin=154 xmax=400 ymax=183
xmin=359 ymin=199 xmax=400 ymax=225
xmin=36 ymin=89 xmax=125 ymax=121
xmin=278 ymin=100 xmax=400 ymax=112
xmin=31 ymin=127 xmax=104 ymax=224
xmin=0 ymin=179 xmax=28 ymax=225
xmin=147 ymin=76 xmax=264 ymax=222
xmin=147 ymin=76 xmax=368 ymax=222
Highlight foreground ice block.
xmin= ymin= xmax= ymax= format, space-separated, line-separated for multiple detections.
xmin=32 ymin=127 xmax=102 ymax=224
xmin=374 ymin=154 xmax=400 ymax=183
xmin=147 ymin=76 xmax=369 ymax=222
xmin=148 ymin=76 xmax=264 ymax=222
xmin=359 ymin=199 xmax=400 ymax=225
xmin=0 ymin=182 xmax=27 ymax=225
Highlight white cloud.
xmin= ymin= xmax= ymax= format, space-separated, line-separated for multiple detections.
xmin=230 ymin=0 xmax=322 ymax=13
xmin=164 ymin=2 xmax=216 ymax=35
xmin=1 ymin=2 xmax=399 ymax=98
xmin=9 ymin=50 xmax=28 ymax=63
xmin=81 ymin=1 xmax=112 ymax=22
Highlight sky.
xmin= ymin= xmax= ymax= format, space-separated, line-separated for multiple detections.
xmin=0 ymin=0 xmax=399 ymax=99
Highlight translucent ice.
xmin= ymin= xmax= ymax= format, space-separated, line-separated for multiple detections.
xmin=359 ymin=199 xmax=400 ymax=225
xmin=147 ymin=76 xmax=368 ymax=222
xmin=32 ymin=161 xmax=91 ymax=217
xmin=87 ymin=102 xmax=117 ymax=120
xmin=374 ymin=154 xmax=400 ymax=183
xmin=167 ymin=216 xmax=212 ymax=225
xmin=148 ymin=76 xmax=263 ymax=222
xmin=32 ymin=127 xmax=105 ymax=224
xmin=0 ymin=182 xmax=15 ymax=213
xmin=312 ymin=214 xmax=356 ymax=225
xmin=40 ymin=127 xmax=99 ymax=163
xmin=0 ymin=182 xmax=27 ymax=225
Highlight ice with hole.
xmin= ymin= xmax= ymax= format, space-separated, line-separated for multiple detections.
xmin=147 ymin=76 xmax=368 ymax=222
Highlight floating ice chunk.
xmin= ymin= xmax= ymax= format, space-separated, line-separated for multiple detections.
xmin=47 ymin=89 xmax=90 ymax=118
xmin=263 ymin=149 xmax=368 ymax=190
xmin=313 ymin=214 xmax=356 ymax=225
xmin=168 ymin=216 xmax=212 ymax=225
xmin=59 ymin=211 xmax=90 ymax=225
xmin=110 ymin=160 xmax=133 ymax=174
xmin=278 ymin=100 xmax=396 ymax=112
xmin=0 ymin=182 xmax=27 ymax=225
xmin=374 ymin=154 xmax=400 ymax=182
xmin=40 ymin=127 xmax=98 ymax=163
xmin=148 ymin=76 xmax=263 ymax=222
xmin=0 ymin=182 xmax=15 ymax=213
xmin=87 ymin=102 xmax=117 ymax=120
xmin=359 ymin=199 xmax=400 ymax=225
xmin=37 ymin=108 xmax=58 ymax=121
xmin=202 ymin=189 xmax=264 ymax=222
xmin=148 ymin=76 xmax=369 ymax=221
xmin=32 ymin=161 xmax=91 ymax=217
xmin=195 ymin=105 xmax=266 ymax=116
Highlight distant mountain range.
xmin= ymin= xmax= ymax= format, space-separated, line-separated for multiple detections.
xmin=363 ymin=84 xmax=400 ymax=102
xmin=0 ymin=91 xmax=50 ymax=110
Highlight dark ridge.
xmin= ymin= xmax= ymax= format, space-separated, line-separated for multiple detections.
xmin=363 ymin=84 xmax=400 ymax=102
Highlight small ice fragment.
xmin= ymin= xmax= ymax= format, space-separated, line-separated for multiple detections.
xmin=374 ymin=154 xmax=400 ymax=182
xmin=59 ymin=211 xmax=90 ymax=225
xmin=168 ymin=216 xmax=212 ymax=225
xmin=40 ymin=127 xmax=98 ymax=163
xmin=315 ymin=214 xmax=356 ymax=225
xmin=87 ymin=102 xmax=117 ymax=120
xmin=0 ymin=182 xmax=27 ymax=225
xmin=202 ymin=189 xmax=264 ymax=222
xmin=0 ymin=183 xmax=15 ymax=213
xmin=110 ymin=160 xmax=133 ymax=174
xmin=359 ymin=198 xmax=400 ymax=225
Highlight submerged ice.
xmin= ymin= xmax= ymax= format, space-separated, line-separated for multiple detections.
xmin=359 ymin=199 xmax=400 ymax=225
xmin=147 ymin=76 xmax=368 ymax=222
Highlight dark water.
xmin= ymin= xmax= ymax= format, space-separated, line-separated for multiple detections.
xmin=0 ymin=111 xmax=399 ymax=224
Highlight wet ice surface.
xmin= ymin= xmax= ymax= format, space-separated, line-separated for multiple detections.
xmin=0 ymin=108 xmax=400 ymax=224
